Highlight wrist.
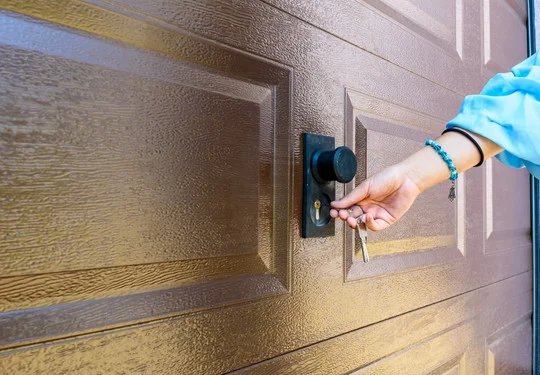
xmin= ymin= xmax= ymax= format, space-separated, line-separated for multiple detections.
xmin=400 ymin=161 xmax=425 ymax=193
xmin=399 ymin=146 xmax=449 ymax=193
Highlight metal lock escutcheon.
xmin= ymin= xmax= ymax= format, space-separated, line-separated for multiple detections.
xmin=302 ymin=132 xmax=357 ymax=238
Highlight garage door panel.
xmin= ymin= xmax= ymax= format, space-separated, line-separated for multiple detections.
xmin=344 ymin=89 xmax=465 ymax=279
xmin=231 ymin=272 xmax=531 ymax=375
xmin=483 ymin=0 xmax=528 ymax=75
xmin=487 ymin=316 xmax=532 ymax=375
xmin=263 ymin=0 xmax=483 ymax=94
xmin=0 ymin=8 xmax=292 ymax=350
xmin=0 ymin=0 xmax=531 ymax=372
xmin=485 ymin=159 xmax=532 ymax=255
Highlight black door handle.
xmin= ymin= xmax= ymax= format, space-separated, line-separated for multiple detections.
xmin=311 ymin=146 xmax=357 ymax=183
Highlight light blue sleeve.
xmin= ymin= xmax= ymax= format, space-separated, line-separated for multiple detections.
xmin=446 ymin=52 xmax=540 ymax=179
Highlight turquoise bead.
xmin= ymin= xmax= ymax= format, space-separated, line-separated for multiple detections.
xmin=425 ymin=139 xmax=458 ymax=182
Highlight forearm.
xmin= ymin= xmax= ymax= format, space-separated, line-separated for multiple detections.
xmin=401 ymin=130 xmax=503 ymax=193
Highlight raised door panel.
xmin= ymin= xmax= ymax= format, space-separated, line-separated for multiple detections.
xmin=481 ymin=0 xmax=531 ymax=251
xmin=483 ymin=0 xmax=528 ymax=76
xmin=487 ymin=317 xmax=532 ymax=374
xmin=232 ymin=273 xmax=531 ymax=374
xmin=262 ymin=0 xmax=483 ymax=94
xmin=2 ymin=273 xmax=529 ymax=374
xmin=480 ymin=0 xmax=531 ymax=277
xmin=344 ymin=90 xmax=465 ymax=279
xmin=0 ymin=8 xmax=291 ymax=348
xmin=362 ymin=0 xmax=462 ymax=57
xmin=485 ymin=159 xmax=531 ymax=255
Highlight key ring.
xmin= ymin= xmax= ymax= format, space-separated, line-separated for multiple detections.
xmin=347 ymin=205 xmax=364 ymax=224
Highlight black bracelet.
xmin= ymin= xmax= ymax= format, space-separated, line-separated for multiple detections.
xmin=441 ymin=127 xmax=484 ymax=167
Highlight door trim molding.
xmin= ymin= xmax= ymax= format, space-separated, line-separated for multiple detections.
xmin=528 ymin=0 xmax=539 ymax=372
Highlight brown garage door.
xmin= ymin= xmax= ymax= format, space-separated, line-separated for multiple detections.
xmin=0 ymin=0 xmax=532 ymax=373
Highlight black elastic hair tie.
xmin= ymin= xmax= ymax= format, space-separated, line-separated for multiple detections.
xmin=441 ymin=127 xmax=484 ymax=167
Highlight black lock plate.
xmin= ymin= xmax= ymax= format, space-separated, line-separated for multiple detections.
xmin=302 ymin=132 xmax=335 ymax=238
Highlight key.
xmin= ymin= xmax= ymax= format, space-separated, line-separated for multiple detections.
xmin=356 ymin=217 xmax=369 ymax=263
xmin=314 ymin=199 xmax=321 ymax=221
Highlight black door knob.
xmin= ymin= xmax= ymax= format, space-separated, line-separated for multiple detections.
xmin=311 ymin=146 xmax=357 ymax=183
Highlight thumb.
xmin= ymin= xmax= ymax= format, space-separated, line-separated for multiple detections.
xmin=331 ymin=180 xmax=370 ymax=208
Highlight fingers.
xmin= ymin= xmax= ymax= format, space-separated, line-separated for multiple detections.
xmin=346 ymin=216 xmax=358 ymax=228
xmin=330 ymin=180 xmax=370 ymax=209
xmin=331 ymin=206 xmax=366 ymax=228
xmin=330 ymin=208 xmax=362 ymax=228
xmin=331 ymin=204 xmax=392 ymax=232
xmin=334 ymin=212 xmax=391 ymax=232
xmin=338 ymin=209 xmax=351 ymax=220
xmin=363 ymin=213 xmax=390 ymax=231
xmin=330 ymin=208 xmax=351 ymax=219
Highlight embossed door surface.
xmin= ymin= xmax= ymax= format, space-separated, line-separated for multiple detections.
xmin=0 ymin=0 xmax=532 ymax=374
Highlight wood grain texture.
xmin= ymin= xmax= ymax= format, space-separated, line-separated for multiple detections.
xmin=0 ymin=254 xmax=267 ymax=312
xmin=486 ymin=158 xmax=532 ymax=253
xmin=0 ymin=272 xmax=531 ymax=374
xmin=260 ymin=0 xmax=483 ymax=94
xmin=0 ymin=12 xmax=286 ymax=274
xmin=234 ymin=273 xmax=531 ymax=375
xmin=0 ymin=5 xmax=293 ymax=350
xmin=0 ymin=273 xmax=287 ymax=350
xmin=0 ymin=0 xmax=531 ymax=373
xmin=487 ymin=316 xmax=532 ymax=374
xmin=483 ymin=0 xmax=528 ymax=74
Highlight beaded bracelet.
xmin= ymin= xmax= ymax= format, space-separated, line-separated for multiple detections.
xmin=425 ymin=139 xmax=458 ymax=201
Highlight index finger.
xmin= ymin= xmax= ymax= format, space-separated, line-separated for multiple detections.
xmin=331 ymin=180 xmax=370 ymax=209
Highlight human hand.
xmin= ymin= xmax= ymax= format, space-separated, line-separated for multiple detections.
xmin=330 ymin=164 xmax=421 ymax=231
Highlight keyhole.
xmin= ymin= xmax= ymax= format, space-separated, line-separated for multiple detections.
xmin=314 ymin=199 xmax=321 ymax=221
xmin=310 ymin=194 xmax=331 ymax=227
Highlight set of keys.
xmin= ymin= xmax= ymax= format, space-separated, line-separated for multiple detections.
xmin=348 ymin=205 xmax=369 ymax=263
xmin=356 ymin=215 xmax=369 ymax=263
xmin=313 ymin=200 xmax=369 ymax=263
